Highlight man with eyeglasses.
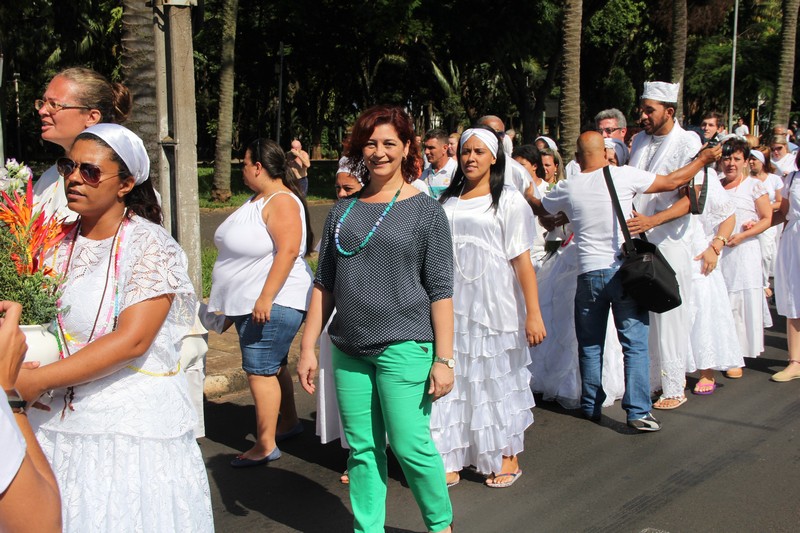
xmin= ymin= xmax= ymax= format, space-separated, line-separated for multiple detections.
xmin=594 ymin=108 xmax=628 ymax=143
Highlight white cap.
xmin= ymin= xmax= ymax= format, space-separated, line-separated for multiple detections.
xmin=641 ymin=81 xmax=680 ymax=103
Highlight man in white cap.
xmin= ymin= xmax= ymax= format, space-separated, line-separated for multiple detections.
xmin=627 ymin=81 xmax=704 ymax=410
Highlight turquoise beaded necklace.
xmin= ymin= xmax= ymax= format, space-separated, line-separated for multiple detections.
xmin=335 ymin=186 xmax=402 ymax=257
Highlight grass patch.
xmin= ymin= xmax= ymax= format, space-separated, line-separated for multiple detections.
xmin=198 ymin=160 xmax=339 ymax=208
xmin=201 ymin=246 xmax=218 ymax=298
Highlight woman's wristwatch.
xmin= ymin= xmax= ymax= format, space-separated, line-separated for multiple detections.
xmin=434 ymin=356 xmax=455 ymax=369
xmin=5 ymin=389 xmax=26 ymax=414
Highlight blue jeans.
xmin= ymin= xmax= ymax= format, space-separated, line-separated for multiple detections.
xmin=574 ymin=268 xmax=651 ymax=421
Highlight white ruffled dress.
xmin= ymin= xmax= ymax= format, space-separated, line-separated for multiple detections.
xmin=430 ymin=188 xmax=536 ymax=475
xmin=529 ymin=236 xmax=626 ymax=410
xmin=686 ymin=177 xmax=745 ymax=371
xmin=30 ymin=216 xmax=213 ymax=533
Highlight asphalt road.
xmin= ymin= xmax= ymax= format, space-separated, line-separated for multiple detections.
xmin=200 ymin=307 xmax=800 ymax=533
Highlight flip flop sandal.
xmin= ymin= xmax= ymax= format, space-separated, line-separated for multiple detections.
xmin=693 ymin=380 xmax=717 ymax=395
xmin=653 ymin=396 xmax=688 ymax=410
xmin=485 ymin=469 xmax=522 ymax=488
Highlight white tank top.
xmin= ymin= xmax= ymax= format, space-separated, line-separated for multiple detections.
xmin=207 ymin=192 xmax=312 ymax=315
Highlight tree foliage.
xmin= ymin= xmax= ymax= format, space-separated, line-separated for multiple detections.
xmin=2 ymin=0 xmax=800 ymax=164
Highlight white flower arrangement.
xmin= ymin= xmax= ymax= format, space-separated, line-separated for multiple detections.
xmin=0 ymin=158 xmax=33 ymax=194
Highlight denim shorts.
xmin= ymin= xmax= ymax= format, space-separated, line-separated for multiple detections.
xmin=230 ymin=303 xmax=306 ymax=375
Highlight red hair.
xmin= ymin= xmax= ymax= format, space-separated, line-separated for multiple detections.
xmin=345 ymin=105 xmax=421 ymax=183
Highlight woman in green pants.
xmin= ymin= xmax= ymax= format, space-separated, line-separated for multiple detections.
xmin=298 ymin=105 xmax=455 ymax=533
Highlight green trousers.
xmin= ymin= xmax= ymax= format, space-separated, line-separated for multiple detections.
xmin=332 ymin=341 xmax=453 ymax=533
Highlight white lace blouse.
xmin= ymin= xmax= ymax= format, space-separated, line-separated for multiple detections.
xmin=30 ymin=215 xmax=198 ymax=439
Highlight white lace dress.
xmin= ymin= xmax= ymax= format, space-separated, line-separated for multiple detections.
xmin=529 ymin=237 xmax=625 ymax=410
xmin=720 ymin=177 xmax=769 ymax=357
xmin=29 ymin=216 xmax=213 ymax=533
xmin=687 ymin=178 xmax=745 ymax=372
xmin=430 ymin=188 xmax=535 ymax=475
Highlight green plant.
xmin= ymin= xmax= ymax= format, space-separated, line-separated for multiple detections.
xmin=0 ymin=168 xmax=69 ymax=325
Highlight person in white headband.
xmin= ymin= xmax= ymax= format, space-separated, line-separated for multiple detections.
xmin=460 ymin=128 xmax=499 ymax=157
xmin=534 ymin=136 xmax=558 ymax=152
xmin=81 ymin=123 xmax=150 ymax=185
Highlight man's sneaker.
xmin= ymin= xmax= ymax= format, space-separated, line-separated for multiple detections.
xmin=627 ymin=413 xmax=661 ymax=432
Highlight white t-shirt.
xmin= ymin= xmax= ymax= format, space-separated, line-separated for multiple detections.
xmin=542 ymin=165 xmax=656 ymax=274
xmin=0 ymin=390 xmax=26 ymax=493
xmin=410 ymin=179 xmax=432 ymax=196
xmin=734 ymin=124 xmax=750 ymax=137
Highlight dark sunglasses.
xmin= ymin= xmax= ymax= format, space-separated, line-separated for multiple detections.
xmin=57 ymin=157 xmax=121 ymax=186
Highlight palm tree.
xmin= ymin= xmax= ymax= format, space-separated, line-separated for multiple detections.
xmin=121 ymin=1 xmax=160 ymax=185
xmin=671 ymin=0 xmax=688 ymax=121
xmin=560 ymin=0 xmax=582 ymax=158
xmin=775 ymin=0 xmax=800 ymax=128
xmin=211 ymin=0 xmax=238 ymax=203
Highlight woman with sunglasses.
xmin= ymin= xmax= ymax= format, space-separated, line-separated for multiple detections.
xmin=33 ymin=68 xmax=131 ymax=222
xmin=207 ymin=139 xmax=313 ymax=467
xmin=769 ymin=136 xmax=796 ymax=178
xmin=297 ymin=105 xmax=454 ymax=533
xmin=15 ymin=124 xmax=213 ymax=532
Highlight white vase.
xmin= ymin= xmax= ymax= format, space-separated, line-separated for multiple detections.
xmin=21 ymin=324 xmax=61 ymax=366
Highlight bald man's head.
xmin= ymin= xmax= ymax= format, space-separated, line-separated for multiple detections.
xmin=478 ymin=115 xmax=505 ymax=134
xmin=575 ymin=131 xmax=608 ymax=170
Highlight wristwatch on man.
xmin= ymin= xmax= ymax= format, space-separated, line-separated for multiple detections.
xmin=434 ymin=356 xmax=455 ymax=369
xmin=5 ymin=389 xmax=26 ymax=414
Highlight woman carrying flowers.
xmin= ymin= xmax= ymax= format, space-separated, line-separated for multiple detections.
xmin=15 ymin=124 xmax=213 ymax=532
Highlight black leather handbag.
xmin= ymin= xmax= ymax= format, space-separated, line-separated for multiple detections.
xmin=602 ymin=166 xmax=682 ymax=313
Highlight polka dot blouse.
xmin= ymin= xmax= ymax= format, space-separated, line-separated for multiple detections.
xmin=316 ymin=192 xmax=453 ymax=356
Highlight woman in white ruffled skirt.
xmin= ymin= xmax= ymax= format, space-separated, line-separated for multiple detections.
xmin=430 ymin=127 xmax=545 ymax=489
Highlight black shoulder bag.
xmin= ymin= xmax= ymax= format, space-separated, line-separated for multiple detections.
xmin=602 ymin=166 xmax=682 ymax=313
xmin=686 ymin=166 xmax=709 ymax=215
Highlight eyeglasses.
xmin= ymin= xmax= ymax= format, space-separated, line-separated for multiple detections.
xmin=34 ymin=99 xmax=91 ymax=114
xmin=771 ymin=145 xmax=786 ymax=152
xmin=596 ymin=127 xmax=622 ymax=135
xmin=57 ymin=157 xmax=121 ymax=186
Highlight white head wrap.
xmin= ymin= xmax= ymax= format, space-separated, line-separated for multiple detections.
xmin=641 ymin=81 xmax=680 ymax=103
xmin=337 ymin=156 xmax=363 ymax=184
xmin=750 ymin=149 xmax=765 ymax=165
xmin=461 ymin=128 xmax=499 ymax=157
xmin=535 ymin=136 xmax=558 ymax=152
xmin=81 ymin=123 xmax=150 ymax=185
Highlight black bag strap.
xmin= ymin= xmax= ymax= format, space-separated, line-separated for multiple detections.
xmin=602 ymin=165 xmax=636 ymax=257
xmin=687 ymin=166 xmax=709 ymax=214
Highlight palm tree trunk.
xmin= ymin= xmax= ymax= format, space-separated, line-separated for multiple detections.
xmin=211 ymin=0 xmax=238 ymax=203
xmin=560 ymin=0 xmax=583 ymax=159
xmin=121 ymin=1 xmax=160 ymax=186
xmin=671 ymin=0 xmax=688 ymax=122
xmin=775 ymin=0 xmax=800 ymax=128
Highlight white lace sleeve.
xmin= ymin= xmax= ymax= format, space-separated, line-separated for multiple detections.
xmin=119 ymin=217 xmax=197 ymax=335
